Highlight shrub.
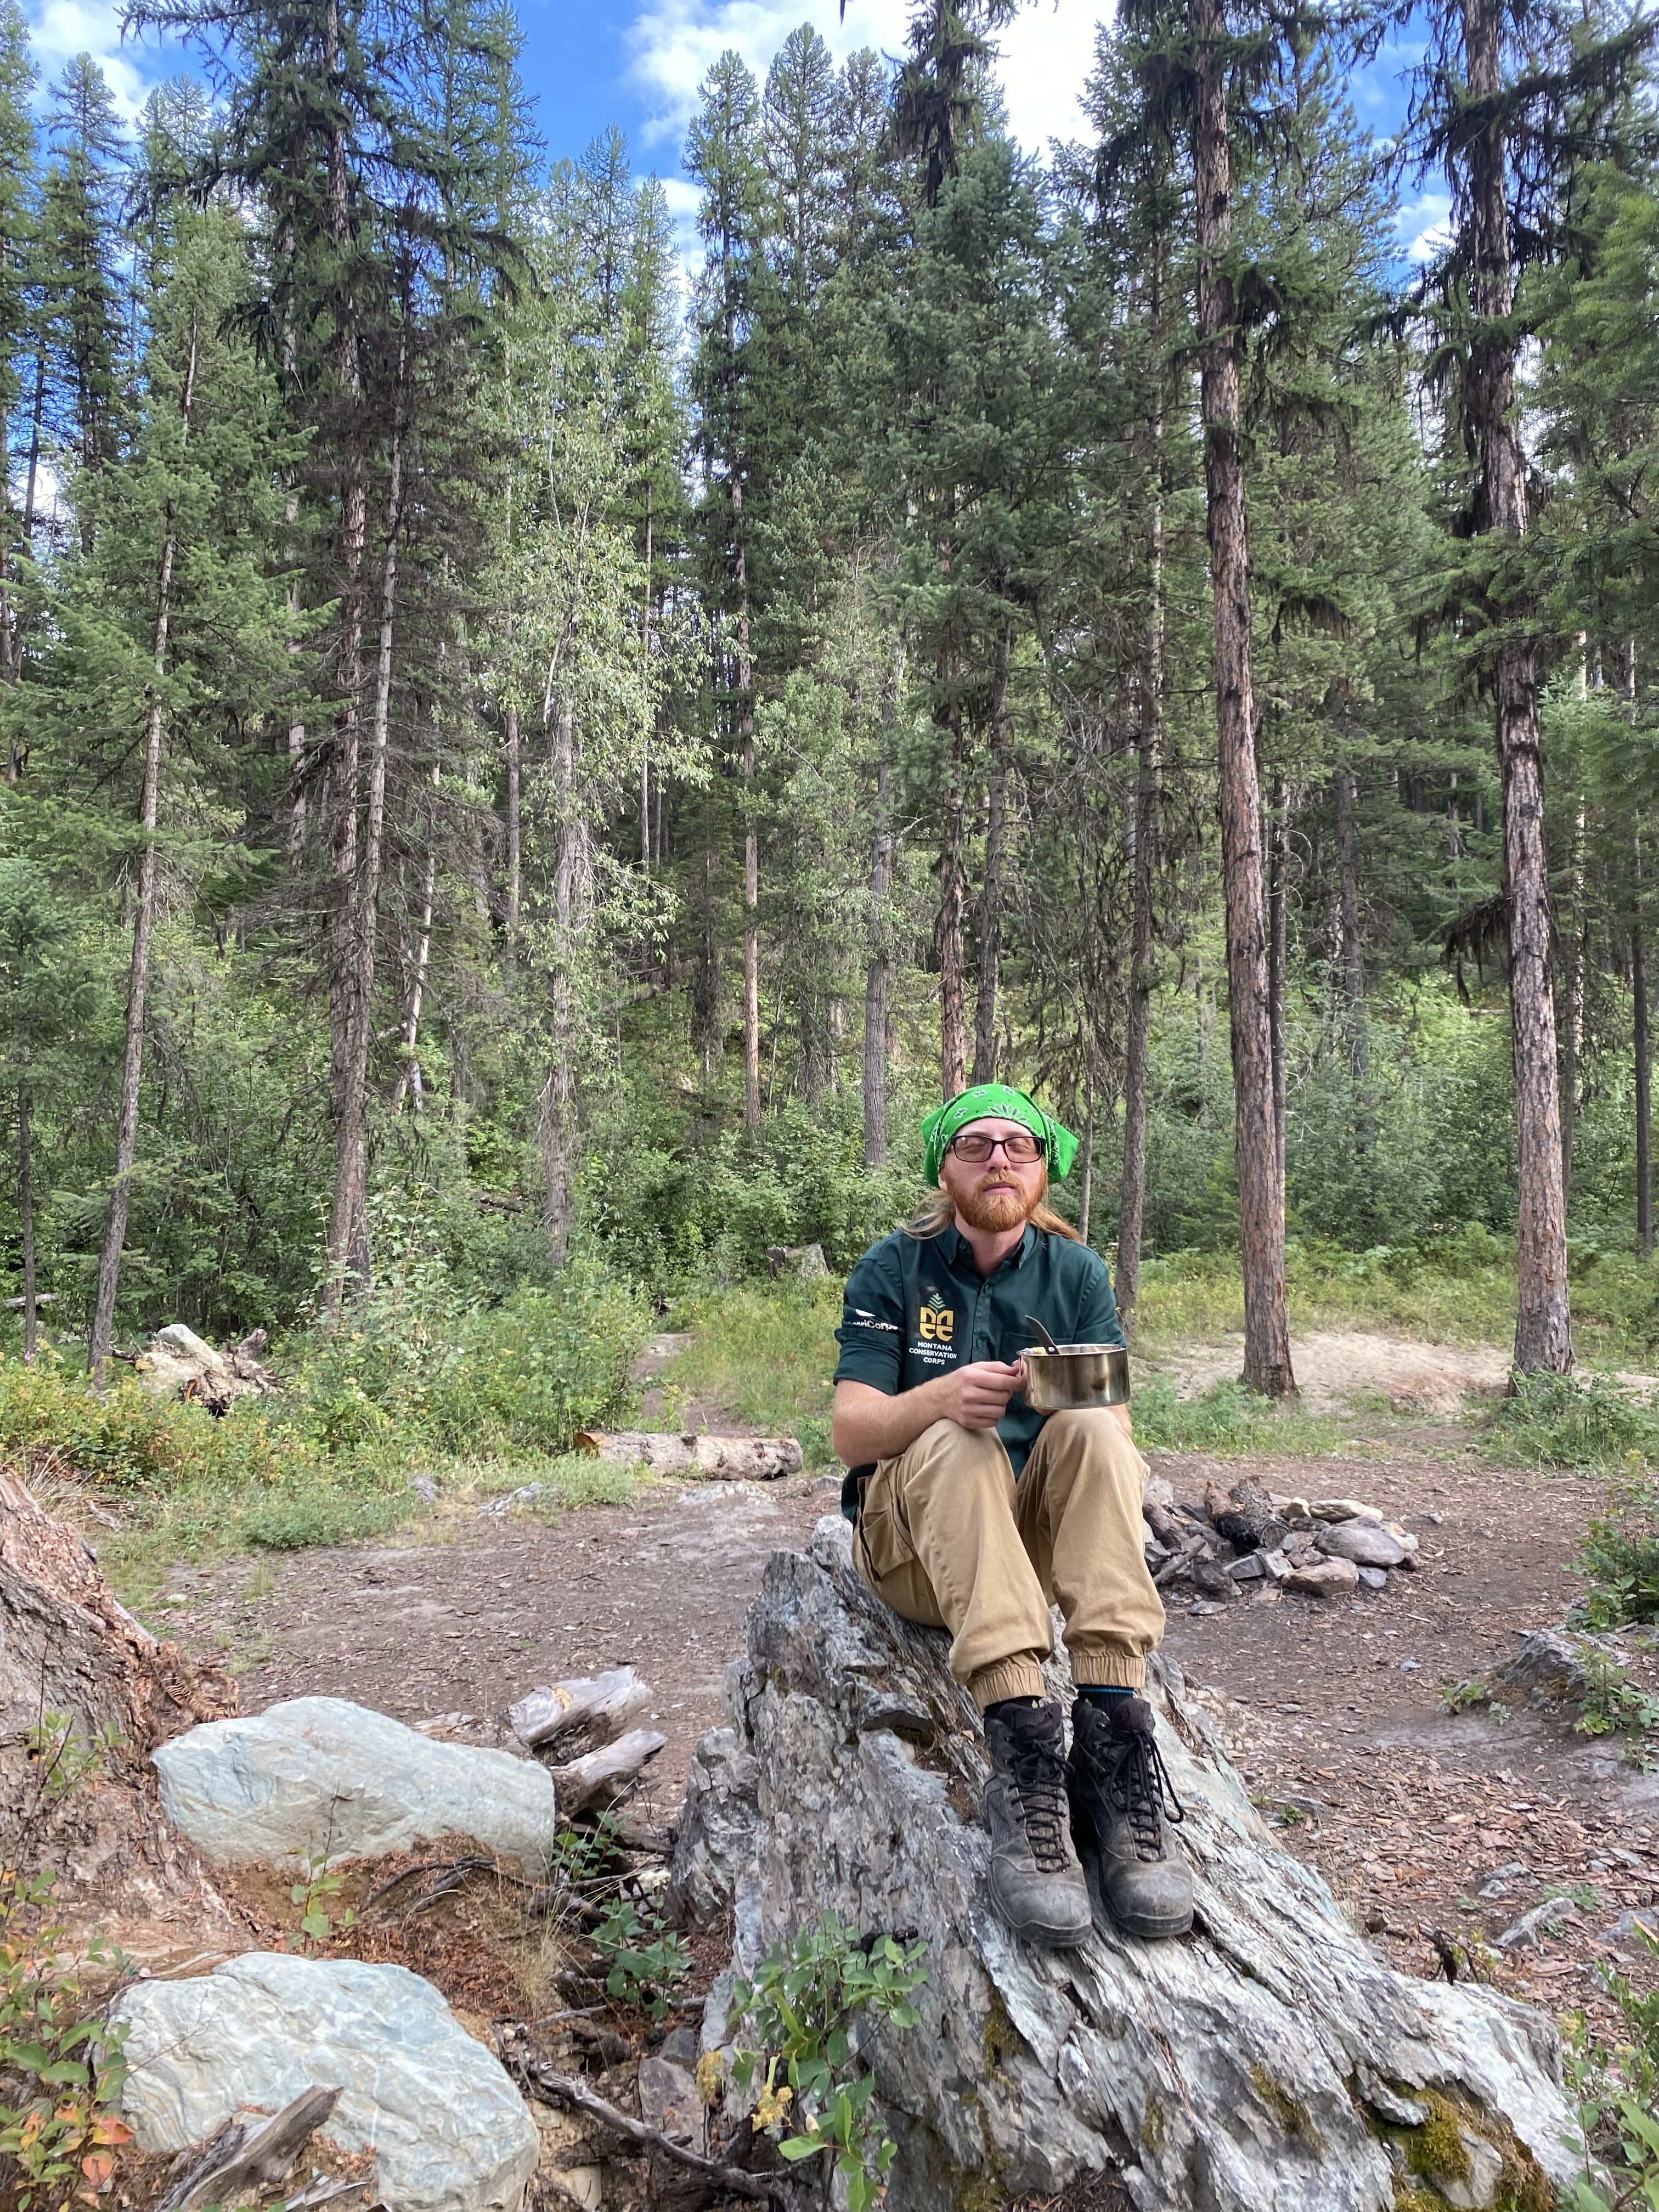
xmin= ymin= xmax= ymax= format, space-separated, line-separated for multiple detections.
xmin=0 ymin=1350 xmax=300 ymax=1494
xmin=1578 ymin=1476 xmax=1659 ymax=1628
xmin=1485 ymin=1373 xmax=1659 ymax=1474
xmin=0 ymin=1870 xmax=132 ymax=2212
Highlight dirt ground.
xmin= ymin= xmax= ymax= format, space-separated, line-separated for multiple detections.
xmin=154 ymin=1331 xmax=1659 ymax=2030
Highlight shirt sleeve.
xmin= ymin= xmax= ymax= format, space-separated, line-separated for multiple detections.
xmin=1073 ymin=1247 xmax=1127 ymax=1350
xmin=833 ymin=1242 xmax=905 ymax=1393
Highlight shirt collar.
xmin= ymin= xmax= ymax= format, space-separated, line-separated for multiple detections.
xmin=941 ymin=1222 xmax=1036 ymax=1277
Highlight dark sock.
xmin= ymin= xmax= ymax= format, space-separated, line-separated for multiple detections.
xmin=984 ymin=1695 xmax=1043 ymax=1727
xmin=1078 ymin=1685 xmax=1134 ymax=1708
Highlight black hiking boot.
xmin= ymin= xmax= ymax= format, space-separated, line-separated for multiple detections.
xmin=1068 ymin=1694 xmax=1194 ymax=1940
xmin=981 ymin=1699 xmax=1093 ymax=1948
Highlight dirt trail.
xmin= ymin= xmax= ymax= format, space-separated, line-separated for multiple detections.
xmin=1158 ymin=1329 xmax=1513 ymax=1414
xmin=153 ymin=1329 xmax=1658 ymax=2022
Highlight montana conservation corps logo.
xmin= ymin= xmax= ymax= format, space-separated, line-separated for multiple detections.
xmin=912 ymin=1297 xmax=956 ymax=1365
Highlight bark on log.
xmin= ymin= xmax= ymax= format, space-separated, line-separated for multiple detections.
xmin=0 ymin=1471 xmax=235 ymax=1900
xmin=574 ymin=1433 xmax=802 ymax=1480
xmin=155 ymin=2085 xmax=342 ymax=2212
xmin=548 ymin=1728 xmax=667 ymax=1815
xmin=509 ymin=1669 xmax=651 ymax=1754
xmin=672 ymin=1516 xmax=1578 ymax=2212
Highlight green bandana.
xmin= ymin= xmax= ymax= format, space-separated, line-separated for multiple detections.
xmin=920 ymin=1084 xmax=1080 ymax=1187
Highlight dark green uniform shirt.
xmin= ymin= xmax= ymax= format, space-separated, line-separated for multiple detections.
xmin=832 ymin=1222 xmax=1126 ymax=1519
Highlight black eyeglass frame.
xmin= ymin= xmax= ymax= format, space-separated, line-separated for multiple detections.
xmin=946 ymin=1131 xmax=1048 ymax=1164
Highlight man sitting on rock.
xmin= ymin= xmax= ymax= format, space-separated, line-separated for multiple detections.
xmin=830 ymin=1083 xmax=1191 ymax=1949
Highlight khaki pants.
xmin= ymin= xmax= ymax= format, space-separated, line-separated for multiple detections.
xmin=853 ymin=1410 xmax=1164 ymax=1709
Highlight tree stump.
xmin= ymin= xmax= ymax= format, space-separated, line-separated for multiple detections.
xmin=672 ymin=1515 xmax=1578 ymax=2212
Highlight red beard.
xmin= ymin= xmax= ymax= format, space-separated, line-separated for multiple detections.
xmin=954 ymin=1181 xmax=1036 ymax=1233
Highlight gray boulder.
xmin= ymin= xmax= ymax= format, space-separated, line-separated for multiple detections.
xmin=154 ymin=1696 xmax=557 ymax=1870
xmin=1315 ymin=1520 xmax=1408 ymax=1569
xmin=114 ymin=1951 xmax=539 ymax=2212
xmin=1493 ymin=1628 xmax=1594 ymax=1705
xmin=685 ymin=1515 xmax=1578 ymax=2212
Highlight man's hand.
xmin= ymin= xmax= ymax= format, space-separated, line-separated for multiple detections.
xmin=941 ymin=1358 xmax=1025 ymax=1431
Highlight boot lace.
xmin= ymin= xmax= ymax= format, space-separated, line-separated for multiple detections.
xmin=1111 ymin=1728 xmax=1186 ymax=1862
xmin=1008 ymin=1739 xmax=1072 ymax=1874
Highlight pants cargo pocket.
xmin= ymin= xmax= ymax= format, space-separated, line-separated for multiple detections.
xmin=854 ymin=1471 xmax=915 ymax=1587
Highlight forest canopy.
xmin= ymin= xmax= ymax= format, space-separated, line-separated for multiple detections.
xmin=3 ymin=0 xmax=1658 ymax=1380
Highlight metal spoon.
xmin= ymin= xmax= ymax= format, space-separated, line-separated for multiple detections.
xmin=1024 ymin=1312 xmax=1061 ymax=1355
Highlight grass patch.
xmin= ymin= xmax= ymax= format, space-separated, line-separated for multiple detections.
xmin=1134 ymin=1228 xmax=1659 ymax=1366
xmin=1481 ymin=1371 xmax=1659 ymax=1474
xmin=1130 ymin=1374 xmax=1351 ymax=1458
xmin=664 ymin=1278 xmax=843 ymax=1466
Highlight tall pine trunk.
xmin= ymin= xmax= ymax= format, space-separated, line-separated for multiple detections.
xmin=17 ymin=1084 xmax=35 ymax=1362
xmin=323 ymin=22 xmax=371 ymax=1308
xmin=504 ymin=701 xmax=521 ymax=933
xmin=732 ymin=477 xmax=760 ymax=1128
xmin=1635 ymin=917 xmax=1651 ymax=1259
xmin=936 ymin=676 xmax=968 ymax=1098
xmin=541 ymin=699 xmax=579 ymax=1266
xmin=1268 ymin=776 xmax=1289 ymax=1196
xmin=1192 ymin=0 xmax=1295 ymax=1397
xmin=391 ymin=759 xmax=438 ymax=1114
xmin=329 ymin=301 xmax=407 ymax=1297
xmin=1463 ymin=0 xmax=1571 ymax=1372
xmin=973 ymin=616 xmax=1013 ymax=1084
xmin=89 ymin=319 xmax=200 ymax=1382
xmin=1117 ymin=404 xmax=1164 ymax=1334
xmin=863 ymin=755 xmax=893 ymax=1169
xmin=1560 ymin=798 xmax=1587 ymax=1208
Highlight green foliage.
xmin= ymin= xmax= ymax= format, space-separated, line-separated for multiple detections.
xmin=1575 ymin=1644 xmax=1659 ymax=1756
xmin=289 ymin=1850 xmax=358 ymax=1952
xmin=592 ymin=1896 xmax=690 ymax=2021
xmin=23 ymin=1716 xmax=118 ymax=1803
xmin=728 ymin=1915 xmax=928 ymax=2212
xmin=1128 ymin=1374 xmax=1348 ymax=1458
xmin=1578 ymin=1478 xmax=1659 ymax=1629
xmin=1485 ymin=1375 xmax=1659 ymax=1475
xmin=0 ymin=1870 xmax=132 ymax=2212
xmin=1562 ymin=1923 xmax=1659 ymax=2212
xmin=665 ymin=1276 xmax=842 ymax=1459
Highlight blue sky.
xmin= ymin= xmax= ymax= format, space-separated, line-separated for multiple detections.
xmin=30 ymin=0 xmax=1449 ymax=263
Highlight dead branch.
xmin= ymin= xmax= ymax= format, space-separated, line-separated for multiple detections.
xmin=156 ymin=2086 xmax=342 ymax=2212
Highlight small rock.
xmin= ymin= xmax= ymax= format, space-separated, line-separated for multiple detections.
xmin=1494 ymin=1628 xmax=1593 ymax=1706
xmin=1227 ymin=1555 xmax=1265 ymax=1582
xmin=1311 ymin=1499 xmax=1385 ymax=1524
xmin=1284 ymin=1556 xmax=1361 ymax=1600
xmin=1476 ymin=1864 xmax=1528 ymax=1901
xmin=1258 ymin=1548 xmax=1291 ymax=1581
xmin=1190 ymin=1559 xmax=1240 ymax=1601
xmin=1381 ymin=1522 xmax=1419 ymax=1552
xmin=154 ymin=1696 xmax=558 ymax=1871
xmin=1316 ymin=1521 xmax=1408 ymax=1570
xmin=1426 ymin=1511 xmax=1444 ymax=1525
xmin=1144 ymin=1474 xmax=1177 ymax=1510
xmin=1189 ymin=1598 xmax=1222 ymax=1616
xmin=114 ymin=1953 xmax=539 ymax=2212
xmin=659 ymin=2025 xmax=699 ymax=2064
xmin=637 ymin=2055 xmax=699 ymax=2142
xmin=1605 ymin=1909 xmax=1658 ymax=1953
xmin=1399 ymin=1660 xmax=1419 ymax=1673
xmin=1497 ymin=1897 xmax=1578 ymax=1950
xmin=478 ymin=1482 xmax=546 ymax=1516
xmin=411 ymin=1474 xmax=438 ymax=1503
xmin=1356 ymin=1565 xmax=1389 ymax=1592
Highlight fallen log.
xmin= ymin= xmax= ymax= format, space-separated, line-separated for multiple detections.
xmin=672 ymin=1514 xmax=1582 ymax=2212
xmin=575 ymin=1432 xmax=802 ymax=1480
xmin=548 ymin=1727 xmax=667 ymax=1814
xmin=510 ymin=1667 xmax=651 ymax=1753
xmin=156 ymin=2086 xmax=341 ymax=2212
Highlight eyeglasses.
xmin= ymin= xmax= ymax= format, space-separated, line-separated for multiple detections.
xmin=949 ymin=1131 xmax=1045 ymax=1165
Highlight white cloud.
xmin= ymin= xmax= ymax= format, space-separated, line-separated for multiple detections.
xmin=26 ymin=0 xmax=166 ymax=120
xmin=627 ymin=0 xmax=1108 ymax=160
xmin=1396 ymin=187 xmax=1451 ymax=266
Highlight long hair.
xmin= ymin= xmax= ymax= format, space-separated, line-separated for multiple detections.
xmin=902 ymin=1164 xmax=1081 ymax=1244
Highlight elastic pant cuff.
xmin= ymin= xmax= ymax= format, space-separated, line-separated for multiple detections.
xmin=1069 ymin=1652 xmax=1148 ymax=1690
xmin=968 ymin=1656 xmax=1048 ymax=1711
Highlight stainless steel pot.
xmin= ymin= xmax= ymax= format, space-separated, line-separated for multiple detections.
xmin=1019 ymin=1342 xmax=1132 ymax=1412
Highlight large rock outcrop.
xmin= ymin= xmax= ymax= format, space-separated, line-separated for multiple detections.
xmin=673 ymin=1516 xmax=1579 ymax=2212
xmin=114 ymin=1951 xmax=540 ymax=2212
xmin=154 ymin=1695 xmax=560 ymax=1870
